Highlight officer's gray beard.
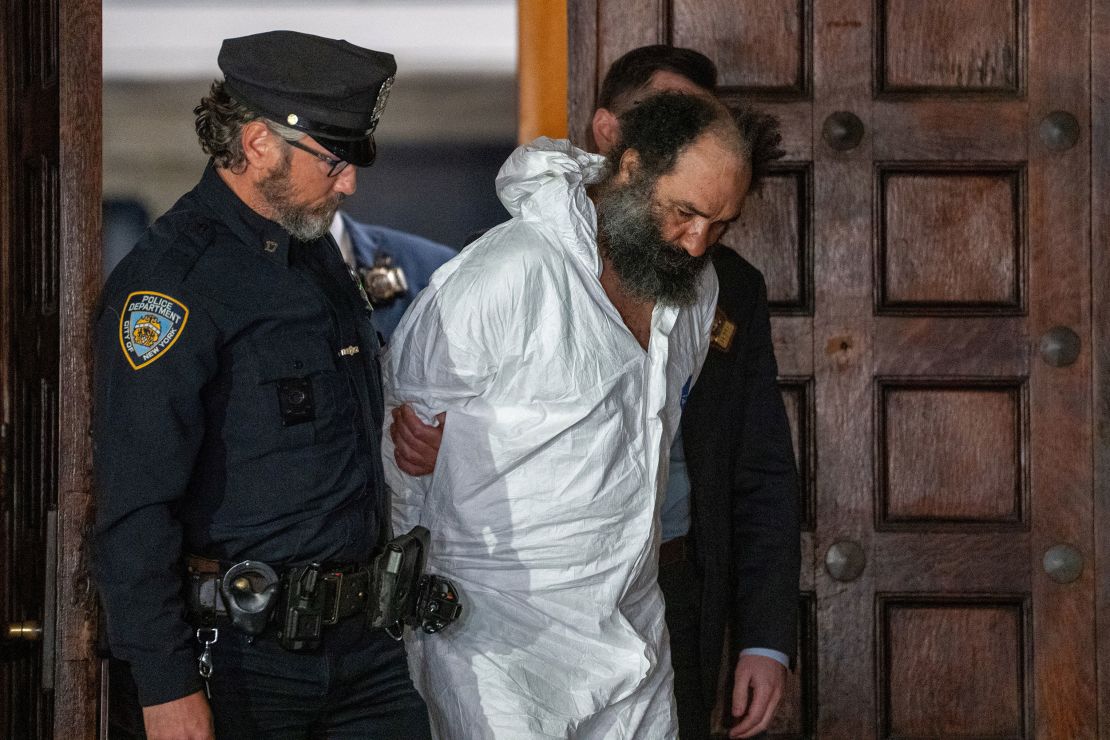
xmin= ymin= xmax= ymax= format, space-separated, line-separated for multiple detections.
xmin=257 ymin=152 xmax=344 ymax=241
xmin=596 ymin=174 xmax=710 ymax=307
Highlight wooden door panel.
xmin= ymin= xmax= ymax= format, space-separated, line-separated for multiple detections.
xmin=726 ymin=167 xmax=812 ymax=313
xmin=878 ymin=597 xmax=1030 ymax=737
xmin=597 ymin=0 xmax=664 ymax=86
xmin=771 ymin=318 xmax=815 ymax=377
xmin=877 ymin=166 xmax=1025 ymax=311
xmin=877 ymin=381 xmax=1026 ymax=526
xmin=2 ymin=0 xmax=61 ymax=736
xmin=673 ymin=0 xmax=811 ymax=96
xmin=872 ymin=318 xmax=1029 ymax=377
xmin=873 ymin=102 xmax=1029 ymax=160
xmin=3 ymin=0 xmax=99 ymax=737
xmin=871 ymin=534 xmax=1030 ymax=592
xmin=571 ymin=0 xmax=1098 ymax=735
xmin=877 ymin=0 xmax=1025 ymax=95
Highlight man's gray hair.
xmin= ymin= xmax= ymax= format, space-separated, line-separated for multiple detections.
xmin=194 ymin=80 xmax=303 ymax=171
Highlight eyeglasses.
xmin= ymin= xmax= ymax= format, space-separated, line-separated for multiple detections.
xmin=285 ymin=138 xmax=350 ymax=177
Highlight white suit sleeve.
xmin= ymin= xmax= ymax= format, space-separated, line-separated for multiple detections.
xmin=382 ymin=251 xmax=515 ymax=534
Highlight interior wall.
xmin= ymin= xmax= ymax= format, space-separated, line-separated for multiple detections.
xmin=102 ymin=74 xmax=518 ymax=274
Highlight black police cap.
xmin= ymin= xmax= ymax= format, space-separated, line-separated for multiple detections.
xmin=218 ymin=30 xmax=396 ymax=167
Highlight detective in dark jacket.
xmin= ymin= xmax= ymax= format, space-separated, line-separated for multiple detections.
xmin=589 ymin=47 xmax=800 ymax=740
xmin=93 ymin=31 xmax=430 ymax=740
xmin=677 ymin=248 xmax=800 ymax=736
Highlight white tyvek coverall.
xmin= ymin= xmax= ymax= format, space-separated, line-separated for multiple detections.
xmin=383 ymin=138 xmax=718 ymax=739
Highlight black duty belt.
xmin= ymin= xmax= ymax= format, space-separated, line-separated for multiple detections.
xmin=183 ymin=527 xmax=462 ymax=654
xmin=187 ymin=555 xmax=372 ymax=623
xmin=185 ymin=555 xmax=374 ymax=641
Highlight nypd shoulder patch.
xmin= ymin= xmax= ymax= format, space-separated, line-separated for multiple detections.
xmin=118 ymin=291 xmax=189 ymax=370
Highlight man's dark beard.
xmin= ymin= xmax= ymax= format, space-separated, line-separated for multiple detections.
xmin=596 ymin=175 xmax=711 ymax=307
xmin=257 ymin=150 xmax=344 ymax=241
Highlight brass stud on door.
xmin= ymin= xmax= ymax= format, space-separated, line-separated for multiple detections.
xmin=1040 ymin=111 xmax=1081 ymax=151
xmin=1039 ymin=326 xmax=1081 ymax=367
xmin=822 ymin=111 xmax=865 ymax=151
xmin=824 ymin=540 xmax=866 ymax=582
xmin=1043 ymin=544 xmax=1083 ymax=584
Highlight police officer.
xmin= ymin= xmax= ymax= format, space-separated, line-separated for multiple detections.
xmin=93 ymin=31 xmax=432 ymax=740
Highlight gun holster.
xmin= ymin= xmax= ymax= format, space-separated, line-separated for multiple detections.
xmin=370 ymin=526 xmax=463 ymax=636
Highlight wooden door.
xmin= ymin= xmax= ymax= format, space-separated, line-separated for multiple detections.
xmin=1 ymin=0 xmax=101 ymax=738
xmin=2 ymin=1 xmax=63 ymax=734
xmin=570 ymin=1 xmax=1099 ymax=737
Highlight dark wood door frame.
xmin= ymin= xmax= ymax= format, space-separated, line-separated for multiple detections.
xmin=0 ymin=0 xmax=102 ymax=731
xmin=56 ymin=0 xmax=101 ymax=735
xmin=1092 ymin=0 xmax=1110 ymax=734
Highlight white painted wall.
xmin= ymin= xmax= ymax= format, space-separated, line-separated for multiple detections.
xmin=103 ymin=0 xmax=517 ymax=79
xmin=101 ymin=2 xmax=519 ymax=252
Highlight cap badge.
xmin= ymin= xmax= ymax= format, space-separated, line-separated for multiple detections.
xmin=371 ymin=75 xmax=395 ymax=127
xmin=287 ymin=113 xmax=299 ymax=126
xmin=118 ymin=291 xmax=189 ymax=370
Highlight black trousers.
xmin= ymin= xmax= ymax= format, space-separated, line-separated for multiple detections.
xmin=205 ymin=617 xmax=431 ymax=739
xmin=659 ymin=557 xmax=710 ymax=740
xmin=660 ymin=557 xmax=768 ymax=740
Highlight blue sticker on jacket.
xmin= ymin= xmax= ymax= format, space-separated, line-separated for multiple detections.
xmin=118 ymin=291 xmax=189 ymax=370
xmin=680 ymin=375 xmax=692 ymax=409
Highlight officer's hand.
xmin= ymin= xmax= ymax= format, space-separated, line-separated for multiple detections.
xmin=391 ymin=404 xmax=445 ymax=476
xmin=728 ymin=653 xmax=786 ymax=738
xmin=142 ymin=690 xmax=214 ymax=740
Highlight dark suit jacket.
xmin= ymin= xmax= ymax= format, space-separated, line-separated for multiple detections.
xmin=680 ymin=247 xmax=801 ymax=702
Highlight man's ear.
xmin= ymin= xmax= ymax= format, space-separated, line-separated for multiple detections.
xmin=591 ymin=107 xmax=621 ymax=156
xmin=616 ymin=148 xmax=641 ymax=184
xmin=240 ymin=120 xmax=281 ymax=172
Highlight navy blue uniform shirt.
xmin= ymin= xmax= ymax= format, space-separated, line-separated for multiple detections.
xmin=93 ymin=163 xmax=387 ymax=706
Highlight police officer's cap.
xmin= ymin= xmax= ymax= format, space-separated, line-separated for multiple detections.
xmin=218 ymin=30 xmax=396 ymax=167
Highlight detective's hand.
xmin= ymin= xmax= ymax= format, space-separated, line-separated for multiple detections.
xmin=390 ymin=404 xmax=446 ymax=476
xmin=728 ymin=653 xmax=786 ymax=738
xmin=142 ymin=690 xmax=214 ymax=740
